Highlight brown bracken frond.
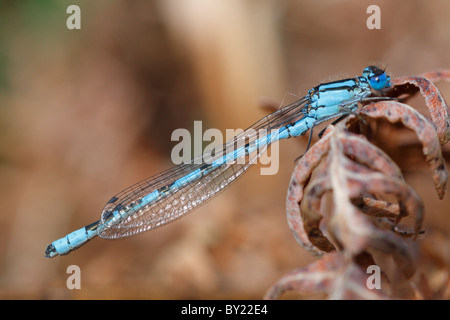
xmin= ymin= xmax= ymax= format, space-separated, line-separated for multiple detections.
xmin=266 ymin=68 xmax=450 ymax=300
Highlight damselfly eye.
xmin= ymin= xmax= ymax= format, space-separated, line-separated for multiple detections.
xmin=369 ymin=73 xmax=389 ymax=90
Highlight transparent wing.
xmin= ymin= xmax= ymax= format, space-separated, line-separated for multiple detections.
xmin=98 ymin=96 xmax=309 ymax=239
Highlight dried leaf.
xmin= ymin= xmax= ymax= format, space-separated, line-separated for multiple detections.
xmin=389 ymin=74 xmax=450 ymax=144
xmin=264 ymin=252 xmax=390 ymax=300
xmin=276 ymin=69 xmax=450 ymax=300
xmin=361 ymin=101 xmax=448 ymax=198
xmin=288 ymin=124 xmax=422 ymax=262
xmin=286 ymin=132 xmax=332 ymax=256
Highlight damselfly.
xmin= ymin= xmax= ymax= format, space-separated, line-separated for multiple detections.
xmin=45 ymin=65 xmax=391 ymax=258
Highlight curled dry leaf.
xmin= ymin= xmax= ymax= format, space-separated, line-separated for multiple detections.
xmin=292 ymin=123 xmax=420 ymax=275
xmin=360 ymin=101 xmax=448 ymax=199
xmin=389 ymin=72 xmax=450 ymax=144
xmin=264 ymin=252 xmax=390 ymax=300
xmin=268 ymin=69 xmax=450 ymax=300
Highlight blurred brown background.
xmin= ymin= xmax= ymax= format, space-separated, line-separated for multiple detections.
xmin=0 ymin=0 xmax=448 ymax=299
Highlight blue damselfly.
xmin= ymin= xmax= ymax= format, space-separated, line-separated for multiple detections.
xmin=45 ymin=65 xmax=391 ymax=257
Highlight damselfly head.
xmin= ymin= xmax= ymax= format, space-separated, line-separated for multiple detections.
xmin=363 ymin=65 xmax=391 ymax=90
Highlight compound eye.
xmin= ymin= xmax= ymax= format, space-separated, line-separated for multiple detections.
xmin=369 ymin=73 xmax=389 ymax=90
